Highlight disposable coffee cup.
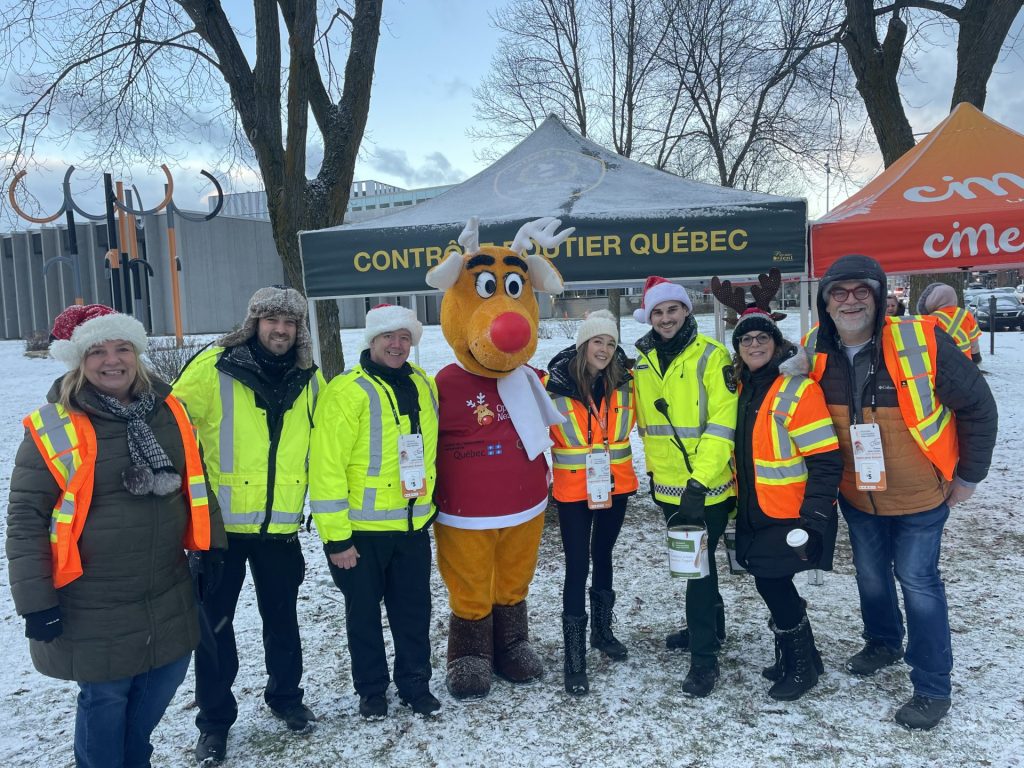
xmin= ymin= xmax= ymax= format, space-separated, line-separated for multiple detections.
xmin=786 ymin=528 xmax=809 ymax=560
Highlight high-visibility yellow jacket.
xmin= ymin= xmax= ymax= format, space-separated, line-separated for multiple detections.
xmin=633 ymin=333 xmax=738 ymax=505
xmin=24 ymin=397 xmax=211 ymax=587
xmin=172 ymin=346 xmax=325 ymax=535
xmin=931 ymin=306 xmax=980 ymax=359
xmin=309 ymin=362 xmax=438 ymax=544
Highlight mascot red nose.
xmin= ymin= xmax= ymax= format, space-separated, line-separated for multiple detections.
xmin=427 ymin=216 xmax=571 ymax=700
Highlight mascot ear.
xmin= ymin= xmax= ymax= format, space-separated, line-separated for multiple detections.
xmin=426 ymin=252 xmax=464 ymax=291
xmin=526 ymin=254 xmax=564 ymax=295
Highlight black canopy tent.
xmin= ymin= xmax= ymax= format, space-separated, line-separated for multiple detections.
xmin=298 ymin=115 xmax=807 ymax=299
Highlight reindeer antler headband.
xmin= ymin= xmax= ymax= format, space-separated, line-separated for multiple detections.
xmin=710 ymin=268 xmax=783 ymax=317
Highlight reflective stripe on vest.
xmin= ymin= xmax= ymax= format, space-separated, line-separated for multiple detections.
xmin=882 ymin=317 xmax=957 ymax=479
xmin=25 ymin=397 xmax=211 ymax=588
xmin=933 ymin=306 xmax=976 ymax=358
xmin=751 ymin=375 xmax=838 ymax=519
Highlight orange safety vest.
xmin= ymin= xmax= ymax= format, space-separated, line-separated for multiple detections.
xmin=806 ymin=316 xmax=958 ymax=481
xmin=745 ymin=375 xmax=838 ymax=519
xmin=931 ymin=306 xmax=979 ymax=359
xmin=24 ymin=395 xmax=211 ymax=588
xmin=549 ymin=382 xmax=638 ymax=503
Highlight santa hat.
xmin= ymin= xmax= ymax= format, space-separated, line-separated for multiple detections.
xmin=49 ymin=304 xmax=148 ymax=369
xmin=632 ymin=276 xmax=692 ymax=324
xmin=216 ymin=285 xmax=313 ymax=369
xmin=732 ymin=306 xmax=784 ymax=351
xmin=364 ymin=304 xmax=423 ymax=347
xmin=576 ymin=309 xmax=619 ymax=348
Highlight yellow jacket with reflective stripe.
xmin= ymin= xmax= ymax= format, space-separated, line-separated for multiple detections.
xmin=309 ymin=363 xmax=438 ymax=544
xmin=633 ymin=333 xmax=738 ymax=504
xmin=172 ymin=346 xmax=325 ymax=535
xmin=547 ymin=381 xmax=638 ymax=503
xmin=747 ymin=374 xmax=839 ymax=519
xmin=931 ymin=306 xmax=980 ymax=359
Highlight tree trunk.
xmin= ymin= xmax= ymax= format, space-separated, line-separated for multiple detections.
xmin=840 ymin=1 xmax=916 ymax=167
xmin=909 ymin=271 xmax=967 ymax=311
xmin=606 ymin=288 xmax=621 ymax=338
xmin=951 ymin=0 xmax=1024 ymax=110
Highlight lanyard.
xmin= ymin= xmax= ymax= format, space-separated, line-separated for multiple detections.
xmin=586 ymin=395 xmax=609 ymax=451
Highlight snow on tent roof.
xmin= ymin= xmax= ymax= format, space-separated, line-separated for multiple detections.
xmin=299 ymin=115 xmax=807 ymax=298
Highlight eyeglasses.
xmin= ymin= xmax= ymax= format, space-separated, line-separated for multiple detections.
xmin=829 ymin=285 xmax=873 ymax=303
xmin=739 ymin=333 xmax=772 ymax=348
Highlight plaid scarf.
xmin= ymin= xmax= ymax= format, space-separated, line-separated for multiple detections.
xmin=93 ymin=390 xmax=179 ymax=496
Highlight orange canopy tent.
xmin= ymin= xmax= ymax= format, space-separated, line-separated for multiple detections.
xmin=810 ymin=103 xmax=1024 ymax=277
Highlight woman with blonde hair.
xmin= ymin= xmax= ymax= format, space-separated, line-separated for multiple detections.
xmin=6 ymin=304 xmax=225 ymax=768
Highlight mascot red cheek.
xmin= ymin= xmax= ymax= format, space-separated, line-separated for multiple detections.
xmin=427 ymin=217 xmax=571 ymax=700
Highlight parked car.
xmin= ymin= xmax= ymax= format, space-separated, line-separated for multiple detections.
xmin=967 ymin=291 xmax=1024 ymax=331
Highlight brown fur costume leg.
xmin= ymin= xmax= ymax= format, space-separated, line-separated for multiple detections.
xmin=445 ymin=613 xmax=494 ymax=700
xmin=492 ymin=514 xmax=545 ymax=683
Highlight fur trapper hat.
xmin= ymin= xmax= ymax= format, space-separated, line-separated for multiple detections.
xmin=576 ymin=309 xmax=619 ymax=348
xmin=49 ymin=304 xmax=149 ymax=369
xmin=217 ymin=285 xmax=313 ymax=369
xmin=632 ymin=276 xmax=692 ymax=324
xmin=364 ymin=303 xmax=423 ymax=347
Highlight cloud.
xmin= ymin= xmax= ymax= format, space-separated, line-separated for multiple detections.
xmin=368 ymin=148 xmax=467 ymax=187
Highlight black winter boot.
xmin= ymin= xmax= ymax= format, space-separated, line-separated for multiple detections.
xmin=666 ymin=598 xmax=726 ymax=650
xmin=762 ymin=616 xmax=824 ymax=682
xmin=589 ymin=589 xmax=627 ymax=661
xmin=768 ymin=615 xmax=820 ymax=701
xmin=562 ymin=614 xmax=589 ymax=696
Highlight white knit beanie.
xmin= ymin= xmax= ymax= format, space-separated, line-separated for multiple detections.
xmin=364 ymin=304 xmax=423 ymax=347
xmin=576 ymin=309 xmax=619 ymax=348
xmin=49 ymin=304 xmax=148 ymax=369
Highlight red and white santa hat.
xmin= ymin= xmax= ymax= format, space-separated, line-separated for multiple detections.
xmin=363 ymin=303 xmax=423 ymax=347
xmin=632 ymin=276 xmax=692 ymax=324
xmin=49 ymin=304 xmax=148 ymax=369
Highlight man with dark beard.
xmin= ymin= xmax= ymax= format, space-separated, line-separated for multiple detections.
xmin=174 ymin=286 xmax=325 ymax=764
xmin=632 ymin=276 xmax=738 ymax=698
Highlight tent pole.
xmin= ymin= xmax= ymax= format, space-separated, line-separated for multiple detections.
xmin=799 ymin=275 xmax=810 ymax=341
xmin=308 ymin=297 xmax=321 ymax=366
xmin=414 ymin=293 xmax=421 ymax=366
xmin=713 ymin=296 xmax=725 ymax=343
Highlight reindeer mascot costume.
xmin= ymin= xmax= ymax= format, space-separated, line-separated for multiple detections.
xmin=426 ymin=217 xmax=571 ymax=700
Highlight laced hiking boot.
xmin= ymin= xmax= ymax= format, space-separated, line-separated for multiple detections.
xmin=400 ymin=691 xmax=442 ymax=718
xmin=195 ymin=732 xmax=227 ymax=766
xmin=270 ymin=703 xmax=317 ymax=732
xmin=846 ymin=639 xmax=904 ymax=676
xmin=681 ymin=660 xmax=720 ymax=698
xmin=589 ymin=589 xmax=627 ymax=661
xmin=894 ymin=695 xmax=951 ymax=731
xmin=358 ymin=693 xmax=388 ymax=721
xmin=562 ymin=613 xmax=590 ymax=696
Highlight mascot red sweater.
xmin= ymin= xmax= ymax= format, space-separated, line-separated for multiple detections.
xmin=426 ymin=216 xmax=570 ymax=699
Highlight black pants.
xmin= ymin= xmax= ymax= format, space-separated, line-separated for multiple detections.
xmin=195 ymin=535 xmax=306 ymax=735
xmin=659 ymin=498 xmax=733 ymax=667
xmin=327 ymin=529 xmax=433 ymax=700
xmin=754 ymin=575 xmax=805 ymax=631
xmin=557 ymin=496 xmax=628 ymax=616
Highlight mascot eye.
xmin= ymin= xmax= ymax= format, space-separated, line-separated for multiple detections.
xmin=504 ymin=273 xmax=525 ymax=298
xmin=475 ymin=271 xmax=498 ymax=298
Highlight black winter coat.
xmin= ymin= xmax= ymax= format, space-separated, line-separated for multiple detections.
xmin=734 ymin=349 xmax=843 ymax=579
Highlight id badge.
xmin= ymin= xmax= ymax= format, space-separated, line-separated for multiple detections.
xmin=586 ymin=450 xmax=612 ymax=510
xmin=398 ymin=433 xmax=427 ymax=499
xmin=850 ymin=422 xmax=887 ymax=491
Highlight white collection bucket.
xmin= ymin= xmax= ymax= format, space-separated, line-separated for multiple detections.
xmin=667 ymin=525 xmax=710 ymax=579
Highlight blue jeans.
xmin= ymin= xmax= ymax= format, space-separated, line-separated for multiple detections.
xmin=74 ymin=653 xmax=191 ymax=768
xmin=840 ymin=497 xmax=952 ymax=698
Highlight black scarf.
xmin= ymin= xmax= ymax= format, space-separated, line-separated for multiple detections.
xmin=360 ymin=350 xmax=421 ymax=433
xmin=93 ymin=390 xmax=181 ymax=496
xmin=652 ymin=314 xmax=698 ymax=372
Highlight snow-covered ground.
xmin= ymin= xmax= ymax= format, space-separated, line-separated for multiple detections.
xmin=1 ymin=314 xmax=1021 ymax=767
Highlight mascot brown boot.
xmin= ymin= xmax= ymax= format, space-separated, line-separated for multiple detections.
xmin=446 ymin=613 xmax=494 ymax=700
xmin=492 ymin=601 xmax=543 ymax=683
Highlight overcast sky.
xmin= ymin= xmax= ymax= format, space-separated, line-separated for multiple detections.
xmin=3 ymin=0 xmax=1022 ymax=225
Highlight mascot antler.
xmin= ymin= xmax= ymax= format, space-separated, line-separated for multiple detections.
xmin=711 ymin=268 xmax=785 ymax=320
xmin=510 ymin=217 xmax=573 ymax=295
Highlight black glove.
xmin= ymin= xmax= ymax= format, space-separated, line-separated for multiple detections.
xmin=675 ymin=480 xmax=707 ymax=526
xmin=799 ymin=503 xmax=833 ymax=539
xmin=191 ymin=549 xmax=226 ymax=602
xmin=24 ymin=606 xmax=63 ymax=643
